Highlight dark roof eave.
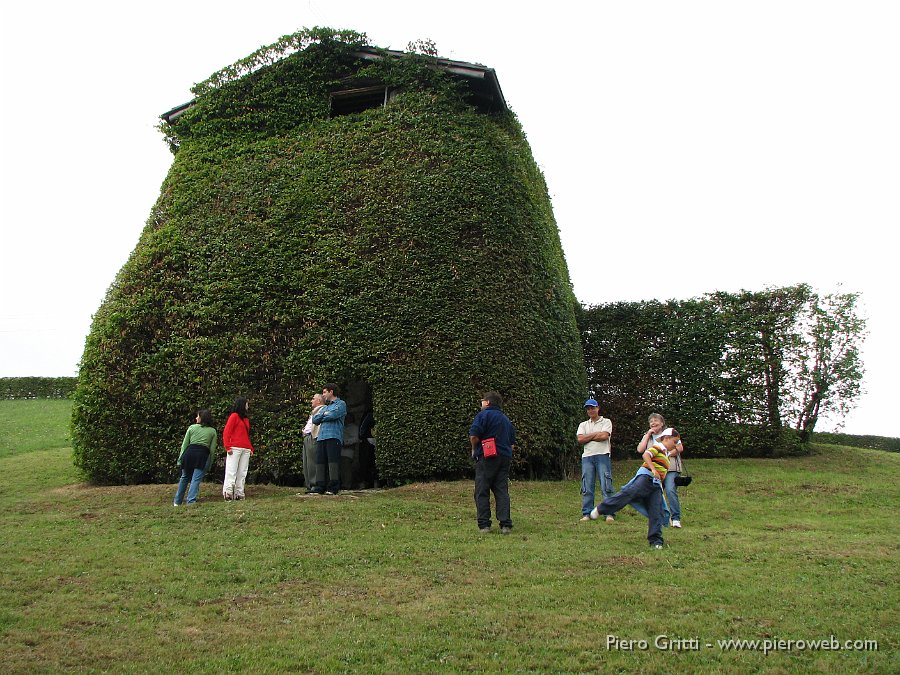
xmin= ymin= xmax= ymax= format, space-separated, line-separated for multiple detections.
xmin=160 ymin=100 xmax=197 ymax=124
xmin=160 ymin=47 xmax=509 ymax=121
xmin=353 ymin=48 xmax=508 ymax=112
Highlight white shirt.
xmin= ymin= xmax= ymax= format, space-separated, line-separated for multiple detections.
xmin=303 ymin=405 xmax=324 ymax=438
xmin=576 ymin=416 xmax=612 ymax=457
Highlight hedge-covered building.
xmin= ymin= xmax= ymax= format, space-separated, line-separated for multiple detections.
xmin=72 ymin=28 xmax=586 ymax=485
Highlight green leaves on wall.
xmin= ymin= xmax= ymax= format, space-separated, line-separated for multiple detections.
xmin=72 ymin=30 xmax=586 ymax=485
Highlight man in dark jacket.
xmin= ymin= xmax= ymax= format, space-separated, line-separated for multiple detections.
xmin=469 ymin=391 xmax=516 ymax=534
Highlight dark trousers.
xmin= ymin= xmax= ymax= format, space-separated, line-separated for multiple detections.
xmin=598 ymin=473 xmax=664 ymax=546
xmin=315 ymin=438 xmax=342 ymax=493
xmin=474 ymin=455 xmax=512 ymax=529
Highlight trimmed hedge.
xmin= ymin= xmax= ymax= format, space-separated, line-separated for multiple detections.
xmin=1 ymin=377 xmax=77 ymax=400
xmin=578 ymin=299 xmax=809 ymax=459
xmin=72 ymin=30 xmax=586 ymax=485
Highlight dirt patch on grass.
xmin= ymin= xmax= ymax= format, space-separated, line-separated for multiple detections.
xmin=391 ymin=481 xmax=469 ymax=499
xmin=733 ymin=483 xmax=772 ymax=495
xmin=762 ymin=523 xmax=814 ymax=532
xmin=605 ymin=555 xmax=645 ymax=567
xmin=40 ymin=479 xmax=538 ymax=508
xmin=735 ymin=481 xmax=857 ymax=498
xmin=49 ymin=483 xmax=166 ymax=498
xmin=64 ymin=619 xmax=100 ymax=629
xmin=198 ymin=593 xmax=262 ymax=607
xmin=47 ymin=482 xmax=303 ymax=505
xmin=275 ymin=579 xmax=324 ymax=596
xmin=55 ymin=575 xmax=90 ymax=587
xmin=797 ymin=483 xmax=851 ymax=495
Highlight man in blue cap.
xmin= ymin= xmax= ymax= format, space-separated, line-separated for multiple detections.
xmin=576 ymin=398 xmax=614 ymax=522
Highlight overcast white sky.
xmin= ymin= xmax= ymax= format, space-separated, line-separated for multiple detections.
xmin=1 ymin=1 xmax=897 ymax=435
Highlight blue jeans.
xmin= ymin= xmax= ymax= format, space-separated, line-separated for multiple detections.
xmin=663 ymin=471 xmax=682 ymax=521
xmin=581 ymin=454 xmax=614 ymax=516
xmin=598 ymin=474 xmax=664 ymax=546
xmin=174 ymin=467 xmax=206 ymax=504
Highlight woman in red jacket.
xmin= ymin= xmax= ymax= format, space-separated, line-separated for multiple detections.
xmin=222 ymin=397 xmax=254 ymax=500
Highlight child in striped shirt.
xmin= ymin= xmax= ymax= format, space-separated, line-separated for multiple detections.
xmin=591 ymin=428 xmax=680 ymax=549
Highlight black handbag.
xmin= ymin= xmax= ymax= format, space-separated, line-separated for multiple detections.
xmin=674 ymin=459 xmax=693 ymax=486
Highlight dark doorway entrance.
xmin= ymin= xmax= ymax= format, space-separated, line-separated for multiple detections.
xmin=340 ymin=380 xmax=377 ymax=488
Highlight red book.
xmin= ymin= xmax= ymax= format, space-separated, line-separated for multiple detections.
xmin=482 ymin=437 xmax=497 ymax=458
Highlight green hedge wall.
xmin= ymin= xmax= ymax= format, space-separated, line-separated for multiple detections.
xmin=578 ymin=299 xmax=808 ymax=459
xmin=72 ymin=30 xmax=586 ymax=485
xmin=1 ymin=377 xmax=77 ymax=400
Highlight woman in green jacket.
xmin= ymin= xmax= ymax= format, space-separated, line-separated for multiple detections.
xmin=173 ymin=409 xmax=217 ymax=505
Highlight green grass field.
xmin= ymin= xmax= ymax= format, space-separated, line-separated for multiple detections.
xmin=0 ymin=400 xmax=896 ymax=673
xmin=0 ymin=399 xmax=72 ymax=458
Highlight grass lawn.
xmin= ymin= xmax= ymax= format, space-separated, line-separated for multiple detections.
xmin=0 ymin=400 xmax=897 ymax=672
xmin=0 ymin=399 xmax=72 ymax=458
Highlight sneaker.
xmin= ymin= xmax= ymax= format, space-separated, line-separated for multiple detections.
xmin=605 ymin=515 xmax=615 ymax=523
xmin=589 ymin=507 xmax=600 ymax=521
xmin=324 ymin=490 xmax=336 ymax=496
xmin=672 ymin=520 xmax=682 ymax=528
xmin=500 ymin=527 xmax=512 ymax=535
xmin=651 ymin=544 xmax=664 ymax=550
xmin=478 ymin=527 xmax=491 ymax=534
xmin=580 ymin=515 xmax=591 ymax=522
xmin=173 ymin=502 xmax=181 ymax=507
xmin=223 ymin=494 xmax=233 ymax=501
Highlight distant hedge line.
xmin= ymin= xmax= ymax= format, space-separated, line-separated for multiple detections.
xmin=811 ymin=432 xmax=900 ymax=452
xmin=1 ymin=377 xmax=77 ymax=400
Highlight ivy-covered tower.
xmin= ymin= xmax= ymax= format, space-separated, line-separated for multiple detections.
xmin=72 ymin=29 xmax=586 ymax=485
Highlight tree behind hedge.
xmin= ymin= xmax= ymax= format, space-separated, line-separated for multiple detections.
xmin=72 ymin=28 xmax=586 ymax=485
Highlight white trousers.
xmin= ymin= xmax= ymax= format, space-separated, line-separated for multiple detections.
xmin=223 ymin=447 xmax=252 ymax=497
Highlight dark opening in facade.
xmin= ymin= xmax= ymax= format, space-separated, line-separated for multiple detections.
xmin=338 ymin=379 xmax=378 ymax=488
xmin=329 ymin=86 xmax=390 ymax=117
